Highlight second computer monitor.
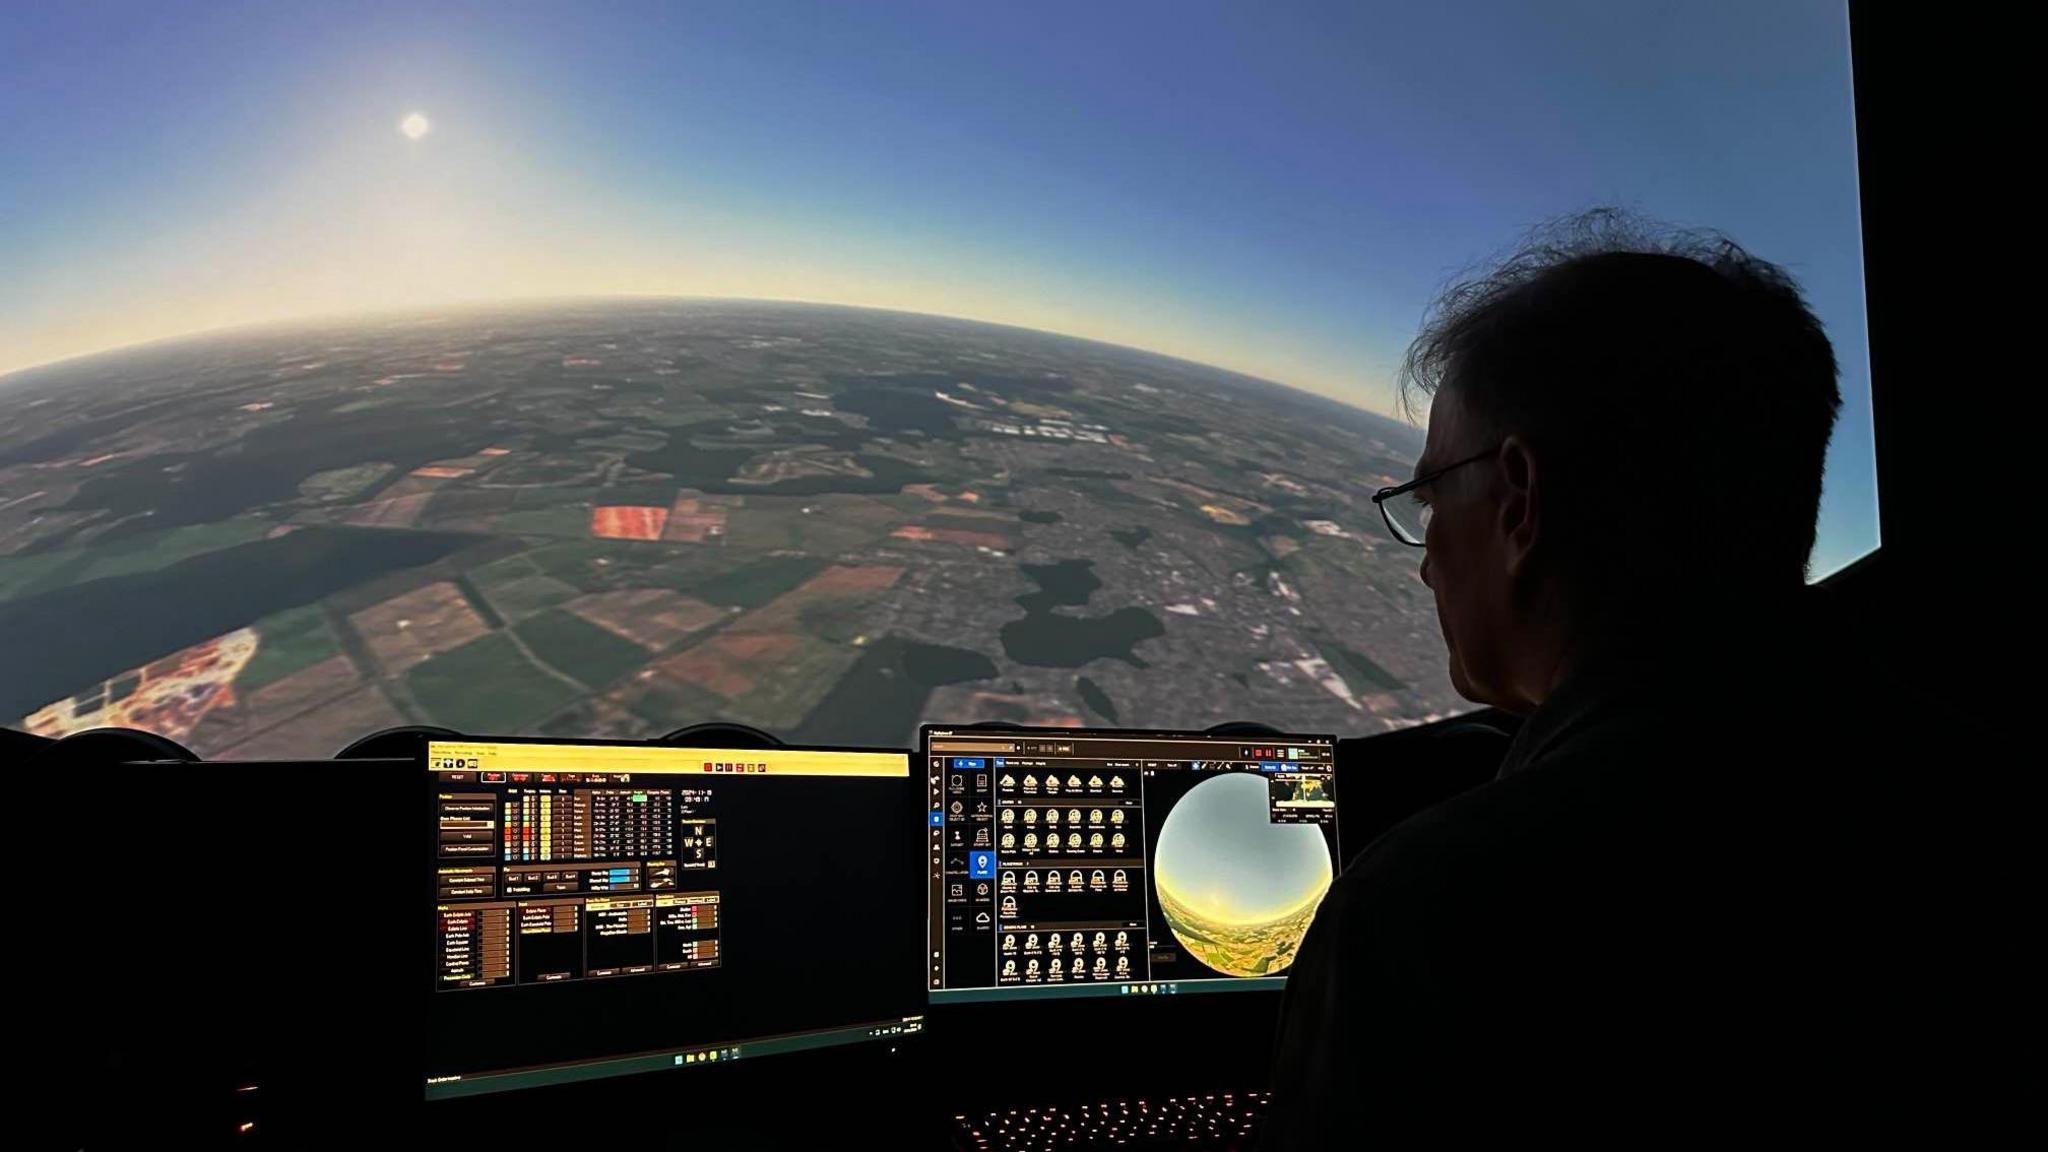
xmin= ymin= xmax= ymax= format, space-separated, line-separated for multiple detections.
xmin=924 ymin=726 xmax=1340 ymax=1002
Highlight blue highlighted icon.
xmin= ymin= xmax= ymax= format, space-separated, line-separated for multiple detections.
xmin=952 ymin=757 xmax=987 ymax=770
xmin=930 ymin=810 xmax=944 ymax=827
xmin=968 ymin=851 xmax=995 ymax=879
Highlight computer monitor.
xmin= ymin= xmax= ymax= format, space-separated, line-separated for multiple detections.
xmin=425 ymin=738 xmax=923 ymax=1099
xmin=924 ymin=725 xmax=1341 ymax=1002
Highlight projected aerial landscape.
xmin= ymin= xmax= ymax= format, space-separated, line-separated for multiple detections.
xmin=0 ymin=301 xmax=1457 ymax=757
xmin=0 ymin=4 xmax=1875 ymax=758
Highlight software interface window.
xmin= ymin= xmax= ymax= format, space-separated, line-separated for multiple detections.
xmin=427 ymin=740 xmax=921 ymax=1098
xmin=436 ymin=766 xmax=724 ymax=988
xmin=926 ymin=728 xmax=1340 ymax=1002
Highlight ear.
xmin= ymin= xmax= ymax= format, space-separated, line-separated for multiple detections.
xmin=1495 ymin=435 xmax=1540 ymax=577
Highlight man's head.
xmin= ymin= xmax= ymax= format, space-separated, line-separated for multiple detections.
xmin=1398 ymin=211 xmax=1841 ymax=711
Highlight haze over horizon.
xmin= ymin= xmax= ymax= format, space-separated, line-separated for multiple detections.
xmin=0 ymin=293 xmax=1403 ymax=416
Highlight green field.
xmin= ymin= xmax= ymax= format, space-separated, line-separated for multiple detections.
xmin=797 ymin=599 xmax=871 ymax=643
xmin=0 ymin=519 xmax=274 ymax=603
xmin=492 ymin=506 xmax=596 ymax=537
xmin=689 ymin=554 xmax=828 ymax=608
xmin=239 ymin=604 xmax=340 ymax=691
xmin=298 ymin=462 xmax=395 ymax=503
xmin=720 ymin=637 xmax=865 ymax=732
xmin=526 ymin=540 xmax=642 ymax=583
xmin=485 ymin=575 xmax=581 ymax=620
xmin=468 ymin=555 xmax=584 ymax=621
xmin=619 ymin=676 xmax=730 ymax=730
xmin=720 ymin=506 xmax=889 ymax=553
xmin=516 ymin=609 xmax=650 ymax=689
xmin=791 ymin=637 xmax=998 ymax=747
xmin=407 ymin=632 xmax=581 ymax=733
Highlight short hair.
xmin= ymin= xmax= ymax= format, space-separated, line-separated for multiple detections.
xmin=1398 ymin=209 xmax=1841 ymax=609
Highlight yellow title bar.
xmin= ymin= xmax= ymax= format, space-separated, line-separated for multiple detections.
xmin=427 ymin=740 xmax=907 ymax=778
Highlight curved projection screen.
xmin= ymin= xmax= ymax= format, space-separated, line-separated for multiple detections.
xmin=0 ymin=2 xmax=1874 ymax=757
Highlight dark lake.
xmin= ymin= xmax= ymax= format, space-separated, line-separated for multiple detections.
xmin=0 ymin=526 xmax=476 ymax=717
xmin=1013 ymin=559 xmax=1099 ymax=613
xmin=999 ymin=559 xmax=1165 ymax=668
xmin=58 ymin=400 xmax=504 ymax=541
xmin=824 ymin=383 xmax=962 ymax=438
xmin=1076 ymin=676 xmax=1119 ymax=723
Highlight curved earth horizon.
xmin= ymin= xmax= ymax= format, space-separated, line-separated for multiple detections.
xmin=0 ymin=299 xmax=1459 ymax=757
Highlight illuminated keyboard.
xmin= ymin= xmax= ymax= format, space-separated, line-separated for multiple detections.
xmin=953 ymin=1092 xmax=1269 ymax=1151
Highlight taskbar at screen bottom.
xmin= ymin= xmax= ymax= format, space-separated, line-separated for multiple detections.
xmin=932 ymin=977 xmax=1282 ymax=1005
xmin=425 ymin=1016 xmax=924 ymax=1100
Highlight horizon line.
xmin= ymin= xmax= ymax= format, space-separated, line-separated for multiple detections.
xmin=0 ymin=291 xmax=1416 ymax=426
xmin=1159 ymin=878 xmax=1332 ymax=929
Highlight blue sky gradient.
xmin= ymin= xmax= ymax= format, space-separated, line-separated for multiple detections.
xmin=0 ymin=1 xmax=1875 ymax=572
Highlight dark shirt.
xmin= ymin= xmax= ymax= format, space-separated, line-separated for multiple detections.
xmin=1263 ymin=636 xmax=1941 ymax=1143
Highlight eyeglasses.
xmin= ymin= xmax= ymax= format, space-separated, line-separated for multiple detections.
xmin=1370 ymin=446 xmax=1498 ymax=547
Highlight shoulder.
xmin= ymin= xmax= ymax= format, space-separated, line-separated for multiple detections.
xmin=1313 ymin=769 xmax=1551 ymax=953
xmin=1344 ymin=747 xmax=1602 ymax=879
xmin=1327 ymin=716 xmax=1682 ymax=928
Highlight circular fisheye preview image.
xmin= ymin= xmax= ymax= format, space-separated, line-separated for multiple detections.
xmin=1152 ymin=772 xmax=1333 ymax=978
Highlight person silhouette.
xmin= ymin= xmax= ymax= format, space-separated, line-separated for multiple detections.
xmin=1266 ymin=211 xmax=1949 ymax=1143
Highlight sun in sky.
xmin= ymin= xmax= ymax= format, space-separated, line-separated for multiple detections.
xmin=399 ymin=111 xmax=431 ymax=140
